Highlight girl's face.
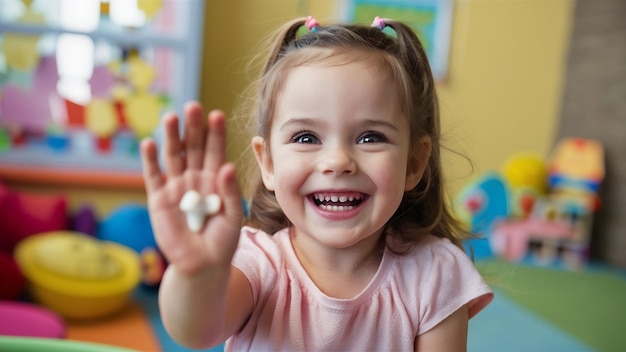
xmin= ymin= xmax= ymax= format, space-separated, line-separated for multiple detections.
xmin=253 ymin=60 xmax=429 ymax=251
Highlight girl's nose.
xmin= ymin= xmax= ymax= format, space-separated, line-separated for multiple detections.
xmin=317 ymin=146 xmax=357 ymax=176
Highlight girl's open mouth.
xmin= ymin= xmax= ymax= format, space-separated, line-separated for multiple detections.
xmin=310 ymin=192 xmax=367 ymax=212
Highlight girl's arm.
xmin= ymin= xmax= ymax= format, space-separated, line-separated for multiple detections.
xmin=140 ymin=103 xmax=252 ymax=349
xmin=414 ymin=304 xmax=469 ymax=352
xmin=158 ymin=265 xmax=253 ymax=349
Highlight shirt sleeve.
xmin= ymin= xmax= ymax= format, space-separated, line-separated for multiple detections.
xmin=416 ymin=237 xmax=494 ymax=335
xmin=231 ymin=227 xmax=281 ymax=309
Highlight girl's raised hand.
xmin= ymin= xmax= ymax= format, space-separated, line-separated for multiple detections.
xmin=140 ymin=102 xmax=244 ymax=276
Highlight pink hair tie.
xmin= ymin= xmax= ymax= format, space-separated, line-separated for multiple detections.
xmin=372 ymin=16 xmax=386 ymax=30
xmin=305 ymin=16 xmax=320 ymax=32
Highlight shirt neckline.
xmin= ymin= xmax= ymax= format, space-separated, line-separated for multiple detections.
xmin=275 ymin=228 xmax=393 ymax=310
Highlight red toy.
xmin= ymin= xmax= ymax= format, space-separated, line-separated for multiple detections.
xmin=0 ymin=181 xmax=68 ymax=300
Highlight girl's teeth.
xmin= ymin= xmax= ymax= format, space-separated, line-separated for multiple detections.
xmin=314 ymin=193 xmax=362 ymax=201
xmin=320 ymin=204 xmax=355 ymax=211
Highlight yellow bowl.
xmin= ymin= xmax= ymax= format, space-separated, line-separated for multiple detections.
xmin=15 ymin=231 xmax=141 ymax=320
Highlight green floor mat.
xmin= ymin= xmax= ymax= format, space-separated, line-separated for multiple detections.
xmin=476 ymin=260 xmax=626 ymax=351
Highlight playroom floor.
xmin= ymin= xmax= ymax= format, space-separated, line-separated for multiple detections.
xmin=59 ymin=259 xmax=626 ymax=351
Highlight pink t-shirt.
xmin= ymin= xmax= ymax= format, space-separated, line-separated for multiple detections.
xmin=227 ymin=226 xmax=493 ymax=351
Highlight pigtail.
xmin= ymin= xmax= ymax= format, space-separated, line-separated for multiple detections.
xmin=262 ymin=17 xmax=308 ymax=74
xmin=246 ymin=19 xmax=310 ymax=234
xmin=255 ymin=18 xmax=307 ymax=136
xmin=384 ymin=20 xmax=438 ymax=137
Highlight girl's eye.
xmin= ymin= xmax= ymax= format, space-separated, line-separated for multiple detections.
xmin=292 ymin=131 xmax=320 ymax=144
xmin=358 ymin=131 xmax=387 ymax=144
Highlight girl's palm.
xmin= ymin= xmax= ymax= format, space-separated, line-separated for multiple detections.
xmin=140 ymin=103 xmax=244 ymax=276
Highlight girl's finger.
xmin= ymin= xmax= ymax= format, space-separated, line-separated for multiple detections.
xmin=162 ymin=112 xmax=185 ymax=177
xmin=140 ymin=138 xmax=164 ymax=193
xmin=212 ymin=162 xmax=244 ymax=255
xmin=203 ymin=110 xmax=226 ymax=172
xmin=217 ymin=162 xmax=243 ymax=224
xmin=183 ymin=102 xmax=206 ymax=170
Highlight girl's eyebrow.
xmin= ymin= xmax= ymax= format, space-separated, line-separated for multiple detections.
xmin=280 ymin=118 xmax=399 ymax=131
xmin=279 ymin=117 xmax=320 ymax=131
xmin=361 ymin=119 xmax=400 ymax=132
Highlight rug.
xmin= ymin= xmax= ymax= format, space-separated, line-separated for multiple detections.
xmin=65 ymin=301 xmax=160 ymax=351
xmin=476 ymin=260 xmax=626 ymax=351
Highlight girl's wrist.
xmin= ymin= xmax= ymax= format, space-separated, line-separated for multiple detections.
xmin=168 ymin=261 xmax=232 ymax=286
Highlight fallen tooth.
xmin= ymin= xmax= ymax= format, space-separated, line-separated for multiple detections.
xmin=204 ymin=194 xmax=222 ymax=215
xmin=185 ymin=211 xmax=205 ymax=232
xmin=179 ymin=190 xmax=222 ymax=233
xmin=179 ymin=190 xmax=202 ymax=211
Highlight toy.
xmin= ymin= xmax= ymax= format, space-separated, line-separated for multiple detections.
xmin=0 ymin=251 xmax=25 ymax=300
xmin=501 ymin=153 xmax=548 ymax=194
xmin=533 ymin=138 xmax=604 ymax=266
xmin=456 ymin=139 xmax=604 ymax=268
xmin=0 ymin=301 xmax=65 ymax=338
xmin=69 ymin=203 xmax=98 ymax=237
xmin=98 ymin=204 xmax=166 ymax=287
xmin=489 ymin=215 xmax=572 ymax=262
xmin=548 ymin=138 xmax=604 ymax=211
xmin=501 ymin=153 xmax=547 ymax=218
xmin=98 ymin=204 xmax=156 ymax=253
xmin=0 ymin=181 xmax=68 ymax=252
xmin=486 ymin=139 xmax=604 ymax=267
xmin=455 ymin=173 xmax=510 ymax=258
xmin=0 ymin=181 xmax=68 ymax=300
xmin=140 ymin=246 xmax=167 ymax=288
xmin=15 ymin=231 xmax=141 ymax=319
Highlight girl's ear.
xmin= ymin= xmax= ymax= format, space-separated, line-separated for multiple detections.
xmin=252 ymin=136 xmax=275 ymax=191
xmin=405 ymin=136 xmax=432 ymax=191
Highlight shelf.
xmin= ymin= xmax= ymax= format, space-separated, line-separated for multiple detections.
xmin=0 ymin=164 xmax=145 ymax=190
xmin=0 ymin=21 xmax=186 ymax=48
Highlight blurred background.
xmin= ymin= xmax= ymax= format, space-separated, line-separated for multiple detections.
xmin=0 ymin=0 xmax=624 ymax=351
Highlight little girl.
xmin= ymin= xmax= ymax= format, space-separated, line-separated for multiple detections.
xmin=140 ymin=16 xmax=493 ymax=351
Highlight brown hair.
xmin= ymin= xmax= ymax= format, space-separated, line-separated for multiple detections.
xmin=244 ymin=17 xmax=468 ymax=251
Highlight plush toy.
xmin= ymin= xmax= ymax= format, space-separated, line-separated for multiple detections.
xmin=501 ymin=153 xmax=548 ymax=194
xmin=0 ymin=252 xmax=25 ymax=300
xmin=69 ymin=203 xmax=98 ymax=237
xmin=0 ymin=181 xmax=68 ymax=300
xmin=98 ymin=203 xmax=156 ymax=253
xmin=0 ymin=182 xmax=68 ymax=252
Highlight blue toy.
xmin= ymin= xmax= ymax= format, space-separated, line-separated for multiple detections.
xmin=455 ymin=173 xmax=511 ymax=258
xmin=98 ymin=204 xmax=157 ymax=253
xmin=98 ymin=203 xmax=165 ymax=287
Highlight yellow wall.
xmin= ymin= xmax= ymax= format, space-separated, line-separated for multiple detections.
xmin=7 ymin=0 xmax=574 ymax=216
xmin=439 ymin=0 xmax=574 ymax=193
